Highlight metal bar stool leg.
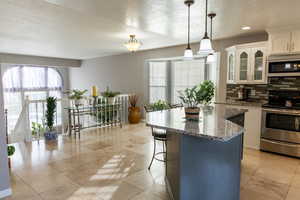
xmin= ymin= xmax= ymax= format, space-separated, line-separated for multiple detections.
xmin=163 ymin=140 xmax=167 ymax=160
xmin=162 ymin=140 xmax=165 ymax=160
xmin=148 ymin=138 xmax=156 ymax=170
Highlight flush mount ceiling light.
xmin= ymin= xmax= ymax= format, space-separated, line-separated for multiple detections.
xmin=198 ymin=0 xmax=213 ymax=54
xmin=124 ymin=35 xmax=142 ymax=52
xmin=183 ymin=0 xmax=195 ymax=60
xmin=207 ymin=13 xmax=216 ymax=63
xmin=242 ymin=26 xmax=251 ymax=30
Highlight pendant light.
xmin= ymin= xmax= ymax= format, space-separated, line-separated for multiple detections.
xmin=183 ymin=0 xmax=194 ymax=59
xmin=207 ymin=13 xmax=216 ymax=63
xmin=124 ymin=35 xmax=142 ymax=52
xmin=198 ymin=0 xmax=213 ymax=54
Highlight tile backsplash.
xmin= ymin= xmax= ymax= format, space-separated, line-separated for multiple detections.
xmin=226 ymin=77 xmax=300 ymax=101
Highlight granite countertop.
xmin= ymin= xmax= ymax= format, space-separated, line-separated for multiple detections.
xmin=262 ymin=107 xmax=300 ymax=116
xmin=146 ymin=104 xmax=247 ymax=142
xmin=215 ymin=99 xmax=265 ymax=107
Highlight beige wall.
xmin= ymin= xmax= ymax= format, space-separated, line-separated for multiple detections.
xmin=70 ymin=32 xmax=268 ymax=105
xmin=0 ymin=53 xmax=81 ymax=68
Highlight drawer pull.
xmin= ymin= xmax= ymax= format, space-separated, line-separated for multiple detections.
xmin=261 ymin=138 xmax=300 ymax=148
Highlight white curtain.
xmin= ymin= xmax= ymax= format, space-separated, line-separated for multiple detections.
xmin=3 ymin=65 xmax=63 ymax=140
xmin=3 ymin=66 xmax=62 ymax=92
xmin=3 ymin=66 xmax=21 ymax=92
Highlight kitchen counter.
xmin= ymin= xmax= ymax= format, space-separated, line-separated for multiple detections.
xmin=146 ymin=104 xmax=247 ymax=141
xmin=215 ymin=99 xmax=266 ymax=107
xmin=146 ymin=104 xmax=247 ymax=200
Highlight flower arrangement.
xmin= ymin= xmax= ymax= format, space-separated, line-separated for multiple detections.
xmin=129 ymin=94 xmax=139 ymax=107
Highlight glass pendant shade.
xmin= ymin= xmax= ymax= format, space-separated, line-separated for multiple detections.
xmin=184 ymin=48 xmax=193 ymax=60
xmin=124 ymin=35 xmax=142 ymax=52
xmin=199 ymin=35 xmax=213 ymax=54
xmin=206 ymin=53 xmax=215 ymax=63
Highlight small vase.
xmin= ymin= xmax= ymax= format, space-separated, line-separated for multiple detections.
xmin=184 ymin=107 xmax=200 ymax=121
xmin=74 ymin=99 xmax=83 ymax=107
xmin=107 ymin=97 xmax=115 ymax=104
xmin=128 ymin=107 xmax=141 ymax=124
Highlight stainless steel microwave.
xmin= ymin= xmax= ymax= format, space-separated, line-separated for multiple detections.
xmin=268 ymin=60 xmax=300 ymax=77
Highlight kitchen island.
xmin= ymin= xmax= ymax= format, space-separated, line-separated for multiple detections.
xmin=146 ymin=105 xmax=247 ymax=200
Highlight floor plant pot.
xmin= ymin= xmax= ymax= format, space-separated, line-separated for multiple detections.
xmin=128 ymin=107 xmax=141 ymax=124
xmin=184 ymin=107 xmax=200 ymax=121
xmin=44 ymin=131 xmax=58 ymax=141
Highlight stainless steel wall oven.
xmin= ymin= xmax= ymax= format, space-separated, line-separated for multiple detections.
xmin=261 ymin=90 xmax=300 ymax=157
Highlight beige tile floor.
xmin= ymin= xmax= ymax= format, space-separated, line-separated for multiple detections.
xmin=2 ymin=123 xmax=300 ymax=200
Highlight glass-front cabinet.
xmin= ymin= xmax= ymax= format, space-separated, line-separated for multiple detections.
xmin=252 ymin=48 xmax=267 ymax=83
xmin=226 ymin=42 xmax=267 ymax=84
xmin=227 ymin=51 xmax=235 ymax=83
xmin=237 ymin=50 xmax=250 ymax=83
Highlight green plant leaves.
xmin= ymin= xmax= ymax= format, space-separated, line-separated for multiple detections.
xmin=45 ymin=97 xmax=57 ymax=131
xmin=178 ymin=80 xmax=215 ymax=107
xmin=102 ymin=87 xmax=120 ymax=98
xmin=148 ymin=100 xmax=170 ymax=111
xmin=69 ymin=89 xmax=87 ymax=100
xmin=7 ymin=145 xmax=15 ymax=157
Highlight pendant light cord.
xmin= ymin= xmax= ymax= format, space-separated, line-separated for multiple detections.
xmin=204 ymin=0 xmax=208 ymax=35
xmin=210 ymin=15 xmax=213 ymax=39
xmin=188 ymin=4 xmax=191 ymax=49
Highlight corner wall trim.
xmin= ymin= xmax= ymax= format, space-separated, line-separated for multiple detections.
xmin=0 ymin=188 xmax=12 ymax=198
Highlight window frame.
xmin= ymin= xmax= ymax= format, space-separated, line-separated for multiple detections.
xmin=3 ymin=65 xmax=64 ymax=132
xmin=3 ymin=65 xmax=63 ymax=103
xmin=147 ymin=57 xmax=207 ymax=104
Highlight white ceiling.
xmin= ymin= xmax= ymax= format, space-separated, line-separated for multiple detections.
xmin=0 ymin=0 xmax=300 ymax=59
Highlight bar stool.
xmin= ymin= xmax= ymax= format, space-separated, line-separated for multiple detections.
xmin=145 ymin=103 xmax=183 ymax=170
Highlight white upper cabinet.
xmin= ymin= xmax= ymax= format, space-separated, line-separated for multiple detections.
xmin=269 ymin=32 xmax=291 ymax=54
xmin=268 ymin=29 xmax=300 ymax=55
xmin=227 ymin=50 xmax=235 ymax=84
xmin=236 ymin=49 xmax=251 ymax=83
xmin=291 ymin=30 xmax=300 ymax=53
xmin=252 ymin=47 xmax=267 ymax=83
xmin=226 ymin=42 xmax=267 ymax=84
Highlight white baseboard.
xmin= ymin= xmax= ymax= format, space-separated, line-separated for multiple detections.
xmin=0 ymin=188 xmax=12 ymax=198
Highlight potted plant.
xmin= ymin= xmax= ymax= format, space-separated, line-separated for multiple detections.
xmin=178 ymin=81 xmax=215 ymax=120
xmin=44 ymin=97 xmax=58 ymax=141
xmin=128 ymin=94 xmax=141 ymax=124
xmin=199 ymin=80 xmax=215 ymax=106
xmin=7 ymin=145 xmax=15 ymax=169
xmin=31 ymin=122 xmax=45 ymax=140
xmin=148 ymin=100 xmax=171 ymax=111
xmin=69 ymin=89 xmax=87 ymax=107
xmin=102 ymin=87 xmax=120 ymax=104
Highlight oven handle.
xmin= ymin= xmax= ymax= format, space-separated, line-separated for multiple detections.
xmin=261 ymin=138 xmax=300 ymax=147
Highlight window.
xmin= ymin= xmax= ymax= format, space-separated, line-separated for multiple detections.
xmin=3 ymin=66 xmax=63 ymax=133
xmin=171 ymin=60 xmax=205 ymax=103
xmin=148 ymin=58 xmax=209 ymax=104
xmin=149 ymin=62 xmax=168 ymax=103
